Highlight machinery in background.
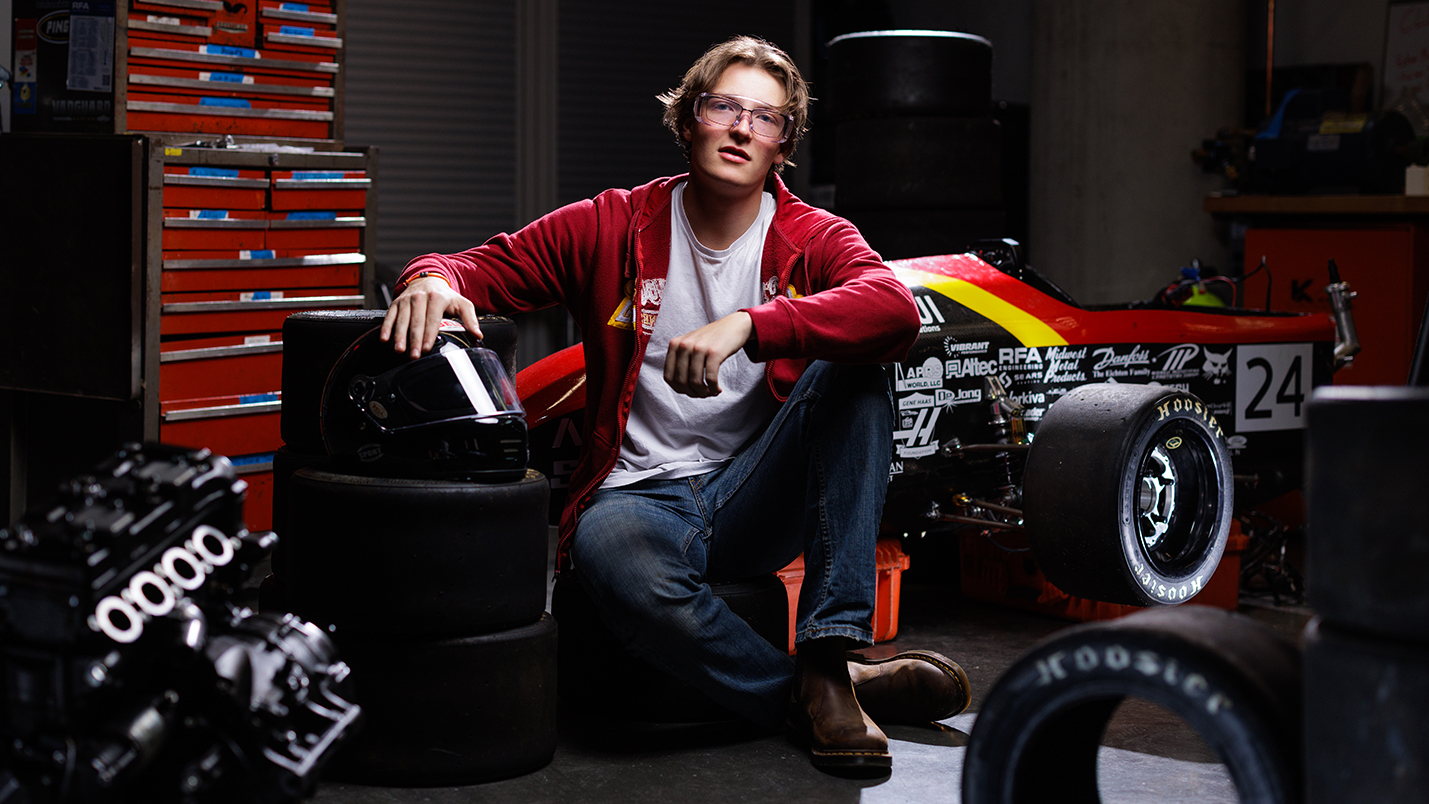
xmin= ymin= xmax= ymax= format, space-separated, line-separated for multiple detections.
xmin=0 ymin=444 xmax=360 ymax=803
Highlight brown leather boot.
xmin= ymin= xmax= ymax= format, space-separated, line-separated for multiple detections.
xmin=848 ymin=650 xmax=972 ymax=725
xmin=787 ymin=637 xmax=891 ymax=774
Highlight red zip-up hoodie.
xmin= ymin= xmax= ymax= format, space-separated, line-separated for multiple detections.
xmin=396 ymin=173 xmax=920 ymax=565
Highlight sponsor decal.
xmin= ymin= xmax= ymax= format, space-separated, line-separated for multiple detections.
xmin=894 ymin=406 xmax=941 ymax=458
xmin=1091 ymin=345 xmax=1151 ymax=372
xmin=946 ymin=355 xmax=999 ymax=379
xmin=895 ymin=357 xmax=944 ymax=392
xmin=944 ymin=339 xmax=990 ymax=356
xmin=1201 ymin=348 xmax=1233 ymax=385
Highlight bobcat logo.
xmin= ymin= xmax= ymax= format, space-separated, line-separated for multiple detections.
xmin=1201 ymin=349 xmax=1232 ymax=385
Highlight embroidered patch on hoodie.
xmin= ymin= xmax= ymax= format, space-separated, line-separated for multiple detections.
xmin=606 ymin=280 xmax=635 ymax=331
xmin=638 ymin=278 xmax=666 ymax=333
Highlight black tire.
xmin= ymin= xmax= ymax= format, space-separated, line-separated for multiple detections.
xmin=826 ymin=30 xmax=993 ymax=122
xmin=835 ymin=117 xmax=1002 ymax=211
xmin=1023 ymin=384 xmax=1234 ymax=607
xmin=269 ymin=445 xmax=330 ymax=580
xmin=839 ymin=207 xmax=1006 ymax=261
xmin=963 ymin=607 xmax=1302 ymax=804
xmin=1306 ymin=386 xmax=1429 ymax=640
xmin=280 ymin=310 xmax=517 ymax=453
xmin=285 ymin=468 xmax=549 ymax=638
xmin=1303 ymin=617 xmax=1429 ymax=804
xmin=325 ymin=614 xmax=558 ymax=786
xmin=551 ymin=570 xmax=788 ymax=723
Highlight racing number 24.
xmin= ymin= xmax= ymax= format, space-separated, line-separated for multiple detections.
xmin=1243 ymin=354 xmax=1303 ymax=419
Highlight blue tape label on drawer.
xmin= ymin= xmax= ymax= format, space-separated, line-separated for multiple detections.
xmin=286 ymin=211 xmax=336 ymax=220
xmin=279 ymin=25 xmax=316 ymax=37
xmin=200 ymin=97 xmax=252 ymax=108
xmin=239 ymin=393 xmax=280 ymax=405
xmin=240 ymin=291 xmax=283 ymax=301
xmin=201 ymin=44 xmax=259 ymax=59
xmin=190 ymin=167 xmax=240 ymax=177
xmin=239 ymin=250 xmax=276 ymax=259
xmin=194 ymin=209 xmax=231 ymax=219
xmin=203 ymin=71 xmax=251 ymax=84
xmin=290 ymin=171 xmax=346 ymax=180
xmin=279 ymin=3 xmax=309 ymax=11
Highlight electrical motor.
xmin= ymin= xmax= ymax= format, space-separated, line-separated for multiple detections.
xmin=0 ymin=444 xmax=361 ymax=803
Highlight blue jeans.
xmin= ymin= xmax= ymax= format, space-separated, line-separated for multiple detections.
xmin=569 ymin=360 xmax=895 ymax=730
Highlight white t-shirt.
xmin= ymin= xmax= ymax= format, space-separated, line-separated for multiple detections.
xmin=600 ymin=182 xmax=778 ymax=489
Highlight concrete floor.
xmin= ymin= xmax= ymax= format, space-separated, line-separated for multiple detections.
xmin=307 ymin=560 xmax=1309 ymax=804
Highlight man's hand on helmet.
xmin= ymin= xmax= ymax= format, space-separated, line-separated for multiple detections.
xmin=381 ymin=274 xmax=484 ymax=358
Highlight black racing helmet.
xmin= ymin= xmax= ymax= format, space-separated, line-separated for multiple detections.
xmin=320 ymin=324 xmax=528 ymax=481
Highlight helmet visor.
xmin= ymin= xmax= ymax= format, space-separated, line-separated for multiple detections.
xmin=358 ymin=343 xmax=523 ymax=431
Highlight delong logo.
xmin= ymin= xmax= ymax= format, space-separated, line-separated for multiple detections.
xmin=38 ymin=10 xmax=70 ymax=44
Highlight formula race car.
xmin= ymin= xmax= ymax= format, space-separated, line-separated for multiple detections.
xmin=517 ymin=241 xmax=1356 ymax=610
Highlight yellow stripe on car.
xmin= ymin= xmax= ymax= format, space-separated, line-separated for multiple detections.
xmin=895 ymin=266 xmax=1068 ymax=348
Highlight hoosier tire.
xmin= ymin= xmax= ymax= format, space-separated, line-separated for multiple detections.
xmin=1306 ymin=386 xmax=1429 ymax=639
xmin=963 ymin=607 xmax=1301 ymax=804
xmin=280 ymin=310 xmax=517 ymax=453
xmin=285 ymin=468 xmax=549 ymax=637
xmin=826 ymin=30 xmax=993 ymax=121
xmin=1023 ymin=384 xmax=1234 ymax=607
xmin=325 ymin=614 xmax=558 ymax=786
xmin=1303 ymin=617 xmax=1429 ymax=804
xmin=834 ymin=116 xmax=1002 ymax=211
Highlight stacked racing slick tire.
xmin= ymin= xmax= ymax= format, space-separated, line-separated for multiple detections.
xmin=273 ymin=310 xmax=556 ymax=786
xmin=827 ymin=30 xmax=1004 ymax=259
xmin=1302 ymin=386 xmax=1429 ymax=803
xmin=963 ymin=606 xmax=1302 ymax=804
xmin=552 ymin=570 xmax=789 ymax=723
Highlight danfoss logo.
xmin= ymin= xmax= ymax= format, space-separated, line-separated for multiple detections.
xmin=38 ymin=10 xmax=70 ymax=44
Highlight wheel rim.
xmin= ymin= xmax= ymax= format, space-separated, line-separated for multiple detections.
xmin=1134 ymin=421 xmax=1222 ymax=578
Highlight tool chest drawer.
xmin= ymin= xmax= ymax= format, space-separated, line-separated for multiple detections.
xmin=266 ymin=212 xmax=365 ymax=249
xmin=163 ymin=166 xmax=270 ymax=209
xmin=258 ymin=2 xmax=337 ymax=30
xmin=162 ymin=209 xmax=268 ymax=250
xmin=160 ymin=393 xmax=282 ymax=456
xmin=159 ymin=333 xmax=283 ymax=401
xmin=161 ymin=288 xmax=364 ymax=334
xmin=270 ymin=170 xmax=369 ymax=209
xmin=161 ymin=251 xmax=365 ymax=292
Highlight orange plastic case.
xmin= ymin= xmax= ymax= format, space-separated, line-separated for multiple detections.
xmin=957 ymin=520 xmax=1250 ymax=622
xmin=776 ymin=538 xmax=911 ymax=653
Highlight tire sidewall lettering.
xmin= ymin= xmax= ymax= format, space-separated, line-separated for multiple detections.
xmin=1029 ymin=642 xmax=1232 ymax=718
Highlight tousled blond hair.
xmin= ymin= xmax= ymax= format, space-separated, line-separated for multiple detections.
xmin=658 ymin=36 xmax=810 ymax=172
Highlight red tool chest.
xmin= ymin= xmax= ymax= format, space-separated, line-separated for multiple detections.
xmin=148 ymin=144 xmax=375 ymax=534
